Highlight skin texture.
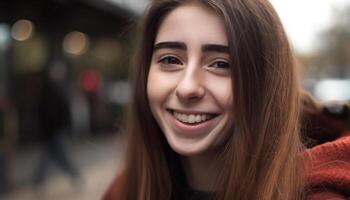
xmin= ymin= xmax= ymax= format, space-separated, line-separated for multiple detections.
xmin=147 ymin=3 xmax=233 ymax=191
xmin=147 ymin=2 xmax=233 ymax=191
xmin=147 ymin=2 xmax=233 ymax=156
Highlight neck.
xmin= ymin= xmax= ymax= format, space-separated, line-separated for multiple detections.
xmin=181 ymin=151 xmax=221 ymax=192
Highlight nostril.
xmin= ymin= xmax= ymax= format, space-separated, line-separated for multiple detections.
xmin=175 ymin=85 xmax=205 ymax=102
xmin=175 ymin=72 xmax=205 ymax=101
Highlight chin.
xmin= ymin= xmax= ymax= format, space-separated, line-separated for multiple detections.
xmin=170 ymin=141 xmax=210 ymax=156
xmin=163 ymin=127 xmax=221 ymax=156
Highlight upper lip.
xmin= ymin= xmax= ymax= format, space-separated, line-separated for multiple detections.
xmin=167 ymin=108 xmax=219 ymax=115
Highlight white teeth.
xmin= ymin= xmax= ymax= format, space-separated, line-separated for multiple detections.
xmin=188 ymin=114 xmax=195 ymax=123
xmin=172 ymin=111 xmax=214 ymax=124
xmin=181 ymin=114 xmax=187 ymax=122
xmin=195 ymin=115 xmax=201 ymax=123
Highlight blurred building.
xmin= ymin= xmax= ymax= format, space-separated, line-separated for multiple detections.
xmin=0 ymin=0 xmax=148 ymax=145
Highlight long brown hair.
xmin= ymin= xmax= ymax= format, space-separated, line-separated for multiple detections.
xmin=122 ymin=0 xmax=305 ymax=199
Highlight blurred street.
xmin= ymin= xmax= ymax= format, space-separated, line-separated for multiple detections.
xmin=0 ymin=0 xmax=349 ymax=199
xmin=0 ymin=134 xmax=124 ymax=200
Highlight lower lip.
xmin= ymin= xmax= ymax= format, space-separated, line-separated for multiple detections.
xmin=167 ymin=111 xmax=219 ymax=137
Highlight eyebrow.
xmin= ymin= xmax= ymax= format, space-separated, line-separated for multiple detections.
xmin=153 ymin=41 xmax=187 ymax=51
xmin=153 ymin=41 xmax=229 ymax=53
xmin=202 ymin=44 xmax=229 ymax=53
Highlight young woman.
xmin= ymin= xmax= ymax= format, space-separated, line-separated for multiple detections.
xmin=104 ymin=0 xmax=350 ymax=199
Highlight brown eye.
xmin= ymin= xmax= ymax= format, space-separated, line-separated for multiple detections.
xmin=210 ymin=60 xmax=230 ymax=69
xmin=159 ymin=56 xmax=183 ymax=65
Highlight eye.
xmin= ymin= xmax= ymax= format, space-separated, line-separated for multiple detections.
xmin=159 ymin=56 xmax=183 ymax=65
xmin=209 ymin=60 xmax=230 ymax=69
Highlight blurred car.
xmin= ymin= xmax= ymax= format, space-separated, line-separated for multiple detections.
xmin=314 ymin=79 xmax=350 ymax=102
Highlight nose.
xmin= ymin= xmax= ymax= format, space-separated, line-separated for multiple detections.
xmin=175 ymin=68 xmax=205 ymax=103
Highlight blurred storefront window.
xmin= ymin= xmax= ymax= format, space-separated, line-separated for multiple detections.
xmin=0 ymin=0 xmax=147 ymax=199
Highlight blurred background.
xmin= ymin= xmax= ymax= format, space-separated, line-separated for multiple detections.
xmin=0 ymin=0 xmax=349 ymax=200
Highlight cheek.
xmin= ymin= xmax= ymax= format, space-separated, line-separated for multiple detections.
xmin=206 ymin=76 xmax=233 ymax=110
xmin=146 ymin=66 xmax=176 ymax=109
xmin=147 ymin=67 xmax=163 ymax=125
xmin=147 ymin=67 xmax=159 ymax=109
xmin=218 ymin=88 xmax=233 ymax=110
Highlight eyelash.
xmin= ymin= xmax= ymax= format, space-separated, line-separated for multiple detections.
xmin=208 ymin=60 xmax=230 ymax=70
xmin=158 ymin=55 xmax=183 ymax=66
xmin=157 ymin=56 xmax=230 ymax=72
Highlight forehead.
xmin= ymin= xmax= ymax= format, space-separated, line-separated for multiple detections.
xmin=155 ymin=2 xmax=228 ymax=46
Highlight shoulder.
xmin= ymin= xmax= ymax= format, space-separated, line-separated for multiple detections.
xmin=304 ymin=135 xmax=350 ymax=199
xmin=302 ymin=96 xmax=350 ymax=199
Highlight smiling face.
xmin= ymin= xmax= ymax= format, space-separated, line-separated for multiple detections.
xmin=147 ymin=2 xmax=233 ymax=156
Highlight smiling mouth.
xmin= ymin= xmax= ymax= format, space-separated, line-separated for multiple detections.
xmin=167 ymin=109 xmax=219 ymax=125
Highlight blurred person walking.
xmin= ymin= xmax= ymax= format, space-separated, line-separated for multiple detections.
xmin=0 ymin=98 xmax=18 ymax=195
xmin=33 ymin=74 xmax=81 ymax=187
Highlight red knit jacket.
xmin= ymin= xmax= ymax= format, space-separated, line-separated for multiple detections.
xmin=103 ymin=134 xmax=350 ymax=200
xmin=305 ymin=132 xmax=350 ymax=199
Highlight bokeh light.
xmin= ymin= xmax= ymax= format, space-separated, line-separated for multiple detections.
xmin=63 ymin=31 xmax=90 ymax=55
xmin=95 ymin=38 xmax=120 ymax=62
xmin=11 ymin=19 xmax=34 ymax=41
xmin=80 ymin=69 xmax=102 ymax=92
